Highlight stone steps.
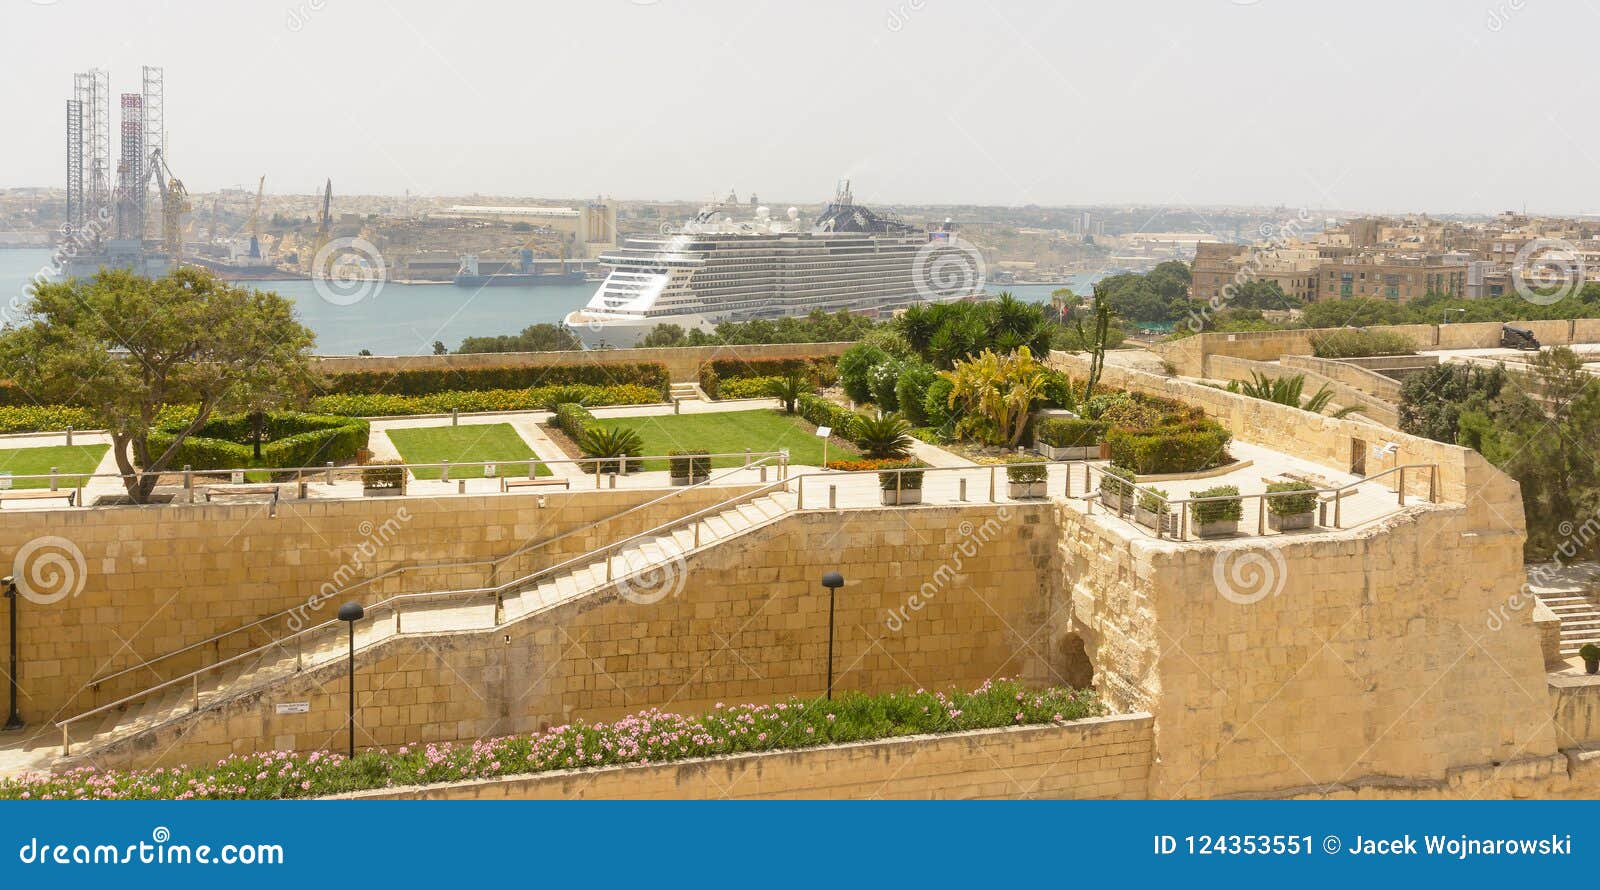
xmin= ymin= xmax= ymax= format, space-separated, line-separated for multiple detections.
xmin=60 ymin=492 xmax=797 ymax=760
xmin=1528 ymin=566 xmax=1600 ymax=657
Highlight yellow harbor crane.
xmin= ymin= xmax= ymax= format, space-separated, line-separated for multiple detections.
xmin=139 ymin=148 xmax=190 ymax=262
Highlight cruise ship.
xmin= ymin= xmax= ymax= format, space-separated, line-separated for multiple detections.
xmin=563 ymin=183 xmax=983 ymax=348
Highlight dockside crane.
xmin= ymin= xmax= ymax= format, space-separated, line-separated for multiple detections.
xmin=148 ymin=149 xmax=189 ymax=261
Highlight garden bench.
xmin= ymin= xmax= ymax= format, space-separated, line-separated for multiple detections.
xmin=203 ymin=484 xmax=281 ymax=508
xmin=0 ymin=489 xmax=77 ymax=508
xmin=501 ymin=477 xmax=570 ymax=492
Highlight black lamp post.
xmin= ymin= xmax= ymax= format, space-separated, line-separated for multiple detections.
xmin=2 ymin=577 xmax=20 ymax=731
xmin=820 ymin=572 xmax=844 ymax=700
xmin=336 ymin=601 xmax=364 ymax=758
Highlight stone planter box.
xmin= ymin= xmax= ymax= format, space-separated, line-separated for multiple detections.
xmin=880 ymin=489 xmax=923 ymax=506
xmin=1268 ymin=510 xmax=1315 ymax=531
xmin=1135 ymin=506 xmax=1176 ymax=535
xmin=1038 ymin=443 xmax=1102 ymax=462
xmin=1195 ymin=519 xmax=1239 ymax=538
xmin=1008 ymin=480 xmax=1049 ymax=499
xmin=1099 ymin=489 xmax=1131 ymax=514
xmin=670 ymin=475 xmax=710 ymax=487
xmin=362 ymin=486 xmax=404 ymax=497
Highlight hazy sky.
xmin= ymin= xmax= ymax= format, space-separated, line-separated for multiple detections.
xmin=5 ymin=0 xmax=1596 ymax=214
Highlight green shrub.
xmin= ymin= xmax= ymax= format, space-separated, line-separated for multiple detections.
xmin=867 ymin=360 xmax=903 ymax=412
xmin=766 ymin=374 xmax=811 ymax=413
xmin=552 ymin=403 xmax=598 ymax=439
xmin=796 ymin=393 xmax=861 ymax=440
xmin=308 ymin=384 xmax=660 ymax=417
xmin=668 ymin=450 xmax=711 ymax=479
xmin=1036 ymin=417 xmax=1108 ymax=448
xmin=1189 ymin=485 xmax=1243 ymax=524
xmin=0 ymin=405 xmax=96 ymax=433
xmin=1099 ymin=464 xmax=1136 ymax=498
xmin=1137 ymin=487 xmax=1170 ymax=515
xmin=1310 ymin=329 xmax=1418 ymax=359
xmin=1265 ymin=480 xmax=1318 ymax=516
xmin=1106 ymin=427 xmax=1231 ymax=474
xmin=1039 ymin=369 xmax=1076 ymax=410
xmin=877 ymin=459 xmax=927 ymax=490
xmin=716 ymin=376 xmax=783 ymax=400
xmin=698 ymin=358 xmax=835 ymax=399
xmin=838 ymin=342 xmax=891 ymax=403
xmin=148 ymin=412 xmax=368 ymax=470
xmin=322 ymin=362 xmax=670 ymax=399
xmin=1005 ymin=457 xmax=1049 ymax=484
xmin=361 ymin=460 xmax=407 ymax=490
xmin=894 ymin=363 xmax=939 ymax=426
xmin=921 ymin=376 xmax=957 ymax=432
xmin=1581 ymin=643 xmax=1600 ymax=662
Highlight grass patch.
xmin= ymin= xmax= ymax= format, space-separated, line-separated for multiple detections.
xmin=5 ymin=680 xmax=1102 ymax=800
xmin=592 ymin=409 xmax=858 ymax=471
xmin=0 ymin=444 xmax=108 ymax=489
xmin=384 ymin=424 xmax=548 ymax=480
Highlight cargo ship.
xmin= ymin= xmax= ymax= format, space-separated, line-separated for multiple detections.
xmin=453 ymin=250 xmax=586 ymax=287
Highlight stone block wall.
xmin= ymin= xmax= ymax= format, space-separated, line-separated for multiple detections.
xmin=338 ymin=716 xmax=1155 ymax=800
xmin=81 ymin=504 xmax=1069 ymax=769
xmin=2 ymin=485 xmax=757 ymax=725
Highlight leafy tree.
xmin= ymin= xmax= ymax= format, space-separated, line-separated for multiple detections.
xmin=431 ymin=340 xmax=447 ymax=355
xmin=1095 ymin=261 xmax=1195 ymax=324
xmin=456 ymin=323 xmax=580 ymax=354
xmin=0 ymin=269 xmax=315 ymax=503
xmin=1399 ymin=364 xmax=1509 ymax=443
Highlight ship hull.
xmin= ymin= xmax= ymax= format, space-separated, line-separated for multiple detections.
xmin=563 ymin=310 xmax=715 ymax=349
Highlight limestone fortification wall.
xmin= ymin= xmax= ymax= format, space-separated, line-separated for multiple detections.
xmin=1 ymin=485 xmax=757 ymax=723
xmin=1202 ymin=354 xmax=1399 ymax=427
xmin=312 ymin=342 xmax=855 ymax=384
xmin=1156 ymin=318 xmax=1600 ymax=377
xmin=338 ymin=716 xmax=1155 ymax=800
xmin=1278 ymin=355 xmax=1406 ymax=402
xmin=81 ymin=504 xmax=1068 ymax=769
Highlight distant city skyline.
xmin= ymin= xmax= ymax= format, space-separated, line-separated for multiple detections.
xmin=4 ymin=0 xmax=1598 ymax=215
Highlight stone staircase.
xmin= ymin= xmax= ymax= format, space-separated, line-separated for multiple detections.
xmin=669 ymin=381 xmax=704 ymax=403
xmin=57 ymin=489 xmax=797 ymax=761
xmin=1527 ymin=564 xmax=1600 ymax=658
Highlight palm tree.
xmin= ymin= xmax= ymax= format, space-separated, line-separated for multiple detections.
xmin=1227 ymin=371 xmax=1362 ymax=418
xmin=766 ymin=373 xmax=810 ymax=414
xmin=578 ymin=425 xmax=644 ymax=473
xmin=854 ymin=412 xmax=915 ymax=459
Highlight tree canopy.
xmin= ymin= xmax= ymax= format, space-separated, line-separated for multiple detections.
xmin=0 ymin=268 xmax=316 ymax=502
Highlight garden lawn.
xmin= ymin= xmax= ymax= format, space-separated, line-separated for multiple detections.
xmin=593 ymin=409 xmax=858 ymax=470
xmin=383 ymin=424 xmax=549 ymax=480
xmin=0 ymin=444 xmax=109 ymax=490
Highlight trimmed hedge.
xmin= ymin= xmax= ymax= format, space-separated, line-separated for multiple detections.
xmin=1265 ymin=480 xmax=1318 ymax=516
xmin=552 ymin=403 xmax=598 ymax=440
xmin=697 ymin=358 xmax=837 ymax=399
xmin=309 ymin=384 xmax=659 ymax=418
xmin=1310 ymin=329 xmax=1417 ymax=359
xmin=1106 ymin=427 xmax=1232 ymax=475
xmin=796 ymin=393 xmax=862 ymax=440
xmin=322 ymin=362 xmax=670 ymax=398
xmin=1036 ymin=418 xmax=1108 ymax=448
xmin=1189 ymin=485 xmax=1243 ymax=524
xmin=0 ymin=405 xmax=97 ymax=434
xmin=877 ymin=459 xmax=927 ymax=491
xmin=715 ymin=376 xmax=783 ymax=400
xmin=148 ymin=412 xmax=370 ymax=470
xmin=361 ymin=460 xmax=406 ymax=491
xmin=668 ymin=450 xmax=711 ymax=479
xmin=1005 ymin=457 xmax=1049 ymax=484
xmin=1099 ymin=464 xmax=1136 ymax=498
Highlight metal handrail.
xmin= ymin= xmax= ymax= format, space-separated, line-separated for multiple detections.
xmin=57 ymin=472 xmax=799 ymax=751
xmin=79 ymin=454 xmax=785 ymax=692
xmin=1 ymin=449 xmax=786 ymax=493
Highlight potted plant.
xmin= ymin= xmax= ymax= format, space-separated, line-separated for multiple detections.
xmin=1135 ymin=487 xmax=1176 ymax=535
xmin=668 ymin=450 xmax=711 ymax=486
xmin=361 ymin=460 xmax=407 ymax=497
xmin=1188 ymin=485 xmax=1242 ymax=538
xmin=1265 ymin=481 xmax=1319 ymax=531
xmin=1582 ymin=643 xmax=1600 ymax=675
xmin=878 ymin=460 xmax=926 ymax=506
xmin=1098 ymin=464 xmax=1136 ymax=515
xmin=1035 ymin=418 xmax=1108 ymax=462
xmin=1005 ymin=458 xmax=1050 ymax=499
